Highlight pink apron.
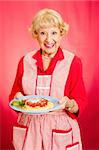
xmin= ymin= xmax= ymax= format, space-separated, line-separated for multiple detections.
xmin=13 ymin=112 xmax=81 ymax=150
xmin=13 ymin=49 xmax=82 ymax=150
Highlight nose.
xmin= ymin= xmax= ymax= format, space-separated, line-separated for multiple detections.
xmin=46 ymin=33 xmax=51 ymax=42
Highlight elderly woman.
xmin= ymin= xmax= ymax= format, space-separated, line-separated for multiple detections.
xmin=10 ymin=8 xmax=86 ymax=150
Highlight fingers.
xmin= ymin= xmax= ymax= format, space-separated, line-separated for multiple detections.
xmin=59 ymin=96 xmax=69 ymax=109
xmin=65 ymin=99 xmax=79 ymax=113
xmin=59 ymin=97 xmax=79 ymax=113
xmin=14 ymin=92 xmax=24 ymax=99
xmin=59 ymin=96 xmax=69 ymax=104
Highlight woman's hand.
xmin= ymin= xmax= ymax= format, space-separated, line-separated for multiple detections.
xmin=14 ymin=92 xmax=24 ymax=99
xmin=59 ymin=96 xmax=79 ymax=113
xmin=13 ymin=92 xmax=24 ymax=114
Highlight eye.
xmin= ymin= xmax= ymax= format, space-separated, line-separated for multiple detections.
xmin=40 ymin=31 xmax=45 ymax=35
xmin=52 ymin=31 xmax=57 ymax=35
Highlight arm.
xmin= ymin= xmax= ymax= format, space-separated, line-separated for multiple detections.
xmin=60 ymin=56 xmax=87 ymax=116
xmin=9 ymin=57 xmax=24 ymax=100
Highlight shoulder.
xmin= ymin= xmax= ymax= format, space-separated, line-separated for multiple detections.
xmin=61 ymin=49 xmax=75 ymax=66
xmin=24 ymin=50 xmax=38 ymax=58
xmin=70 ymin=55 xmax=83 ymax=76
xmin=62 ymin=49 xmax=82 ymax=74
xmin=23 ymin=50 xmax=38 ymax=64
xmin=62 ymin=49 xmax=75 ymax=58
xmin=72 ymin=56 xmax=82 ymax=68
xmin=61 ymin=49 xmax=82 ymax=66
xmin=62 ymin=49 xmax=82 ymax=66
xmin=17 ymin=50 xmax=37 ymax=67
xmin=17 ymin=56 xmax=24 ymax=66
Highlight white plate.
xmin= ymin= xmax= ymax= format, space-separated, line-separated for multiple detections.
xmin=9 ymin=95 xmax=62 ymax=114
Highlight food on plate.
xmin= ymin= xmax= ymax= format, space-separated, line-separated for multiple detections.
xmin=11 ymin=98 xmax=54 ymax=111
xmin=11 ymin=100 xmax=25 ymax=107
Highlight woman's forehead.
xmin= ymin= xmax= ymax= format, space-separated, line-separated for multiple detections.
xmin=38 ymin=26 xmax=60 ymax=31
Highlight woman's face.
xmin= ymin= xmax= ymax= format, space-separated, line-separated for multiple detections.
xmin=37 ymin=26 xmax=62 ymax=55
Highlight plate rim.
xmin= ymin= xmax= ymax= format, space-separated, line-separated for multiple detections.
xmin=9 ymin=95 xmax=61 ymax=114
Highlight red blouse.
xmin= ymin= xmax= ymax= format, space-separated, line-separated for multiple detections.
xmin=9 ymin=48 xmax=87 ymax=115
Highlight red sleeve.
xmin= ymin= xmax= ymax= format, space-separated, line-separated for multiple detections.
xmin=64 ymin=56 xmax=87 ymax=116
xmin=9 ymin=57 xmax=24 ymax=100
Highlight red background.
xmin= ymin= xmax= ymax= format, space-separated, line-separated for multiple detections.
xmin=0 ymin=1 xmax=99 ymax=149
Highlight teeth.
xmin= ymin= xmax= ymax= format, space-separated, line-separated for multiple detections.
xmin=44 ymin=43 xmax=54 ymax=48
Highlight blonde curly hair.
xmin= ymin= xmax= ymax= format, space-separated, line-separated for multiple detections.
xmin=29 ymin=8 xmax=69 ymax=38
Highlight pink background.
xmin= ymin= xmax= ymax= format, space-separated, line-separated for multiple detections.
xmin=0 ymin=1 xmax=99 ymax=149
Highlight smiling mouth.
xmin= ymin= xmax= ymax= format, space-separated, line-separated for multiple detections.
xmin=44 ymin=43 xmax=55 ymax=48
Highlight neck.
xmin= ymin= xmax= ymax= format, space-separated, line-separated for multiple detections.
xmin=41 ymin=50 xmax=57 ymax=59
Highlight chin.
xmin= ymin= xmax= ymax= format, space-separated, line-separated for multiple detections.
xmin=47 ymin=47 xmax=57 ymax=52
xmin=44 ymin=49 xmax=53 ymax=53
xmin=47 ymin=50 xmax=55 ymax=55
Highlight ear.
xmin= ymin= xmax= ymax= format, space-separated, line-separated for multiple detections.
xmin=59 ymin=33 xmax=64 ymax=40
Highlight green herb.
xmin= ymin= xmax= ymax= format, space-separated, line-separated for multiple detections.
xmin=11 ymin=100 xmax=25 ymax=108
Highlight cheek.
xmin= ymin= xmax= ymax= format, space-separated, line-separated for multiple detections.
xmin=40 ymin=36 xmax=47 ymax=42
xmin=37 ymin=37 xmax=44 ymax=45
xmin=55 ymin=38 xmax=61 ymax=45
xmin=54 ymin=35 xmax=62 ymax=42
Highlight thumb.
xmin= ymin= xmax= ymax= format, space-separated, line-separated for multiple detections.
xmin=59 ymin=96 xmax=68 ymax=104
xmin=14 ymin=92 xmax=23 ymax=99
xmin=59 ymin=97 xmax=65 ymax=104
xmin=59 ymin=96 xmax=69 ymax=109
